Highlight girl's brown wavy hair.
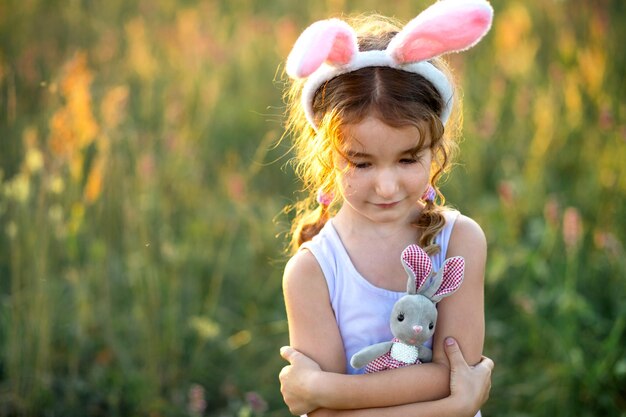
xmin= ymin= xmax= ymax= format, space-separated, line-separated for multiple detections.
xmin=282 ymin=14 xmax=462 ymax=255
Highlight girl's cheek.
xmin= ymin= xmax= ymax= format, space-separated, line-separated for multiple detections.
xmin=337 ymin=173 xmax=359 ymax=196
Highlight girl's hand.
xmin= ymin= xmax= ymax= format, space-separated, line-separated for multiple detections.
xmin=444 ymin=337 xmax=494 ymax=416
xmin=279 ymin=346 xmax=324 ymax=416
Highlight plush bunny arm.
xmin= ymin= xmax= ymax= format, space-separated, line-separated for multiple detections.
xmin=419 ymin=346 xmax=433 ymax=363
xmin=350 ymin=341 xmax=394 ymax=369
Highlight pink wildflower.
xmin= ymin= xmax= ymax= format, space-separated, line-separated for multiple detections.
xmin=187 ymin=384 xmax=207 ymax=416
xmin=245 ymin=391 xmax=268 ymax=414
xmin=563 ymin=207 xmax=583 ymax=253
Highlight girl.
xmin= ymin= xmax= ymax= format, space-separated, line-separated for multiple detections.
xmin=278 ymin=1 xmax=495 ymax=415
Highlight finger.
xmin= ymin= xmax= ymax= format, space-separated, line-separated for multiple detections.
xmin=279 ymin=364 xmax=290 ymax=382
xmin=280 ymin=346 xmax=295 ymax=361
xmin=443 ymin=337 xmax=468 ymax=369
xmin=476 ymin=355 xmax=495 ymax=372
xmin=280 ymin=346 xmax=304 ymax=364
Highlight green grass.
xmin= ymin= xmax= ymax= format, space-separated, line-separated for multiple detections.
xmin=1 ymin=0 xmax=625 ymax=416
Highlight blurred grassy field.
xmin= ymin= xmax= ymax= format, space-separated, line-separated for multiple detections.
xmin=1 ymin=0 xmax=625 ymax=416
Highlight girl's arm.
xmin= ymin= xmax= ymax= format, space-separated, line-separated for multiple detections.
xmin=280 ymin=215 xmax=487 ymax=414
xmin=432 ymin=215 xmax=487 ymax=367
xmin=280 ymin=338 xmax=493 ymax=417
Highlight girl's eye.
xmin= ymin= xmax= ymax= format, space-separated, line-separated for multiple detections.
xmin=348 ymin=160 xmax=371 ymax=169
xmin=400 ymin=157 xmax=418 ymax=165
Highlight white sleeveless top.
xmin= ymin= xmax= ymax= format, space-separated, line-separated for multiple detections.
xmin=301 ymin=209 xmax=460 ymax=375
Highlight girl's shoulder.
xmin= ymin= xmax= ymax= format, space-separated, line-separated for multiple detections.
xmin=282 ymin=247 xmax=333 ymax=313
xmin=284 ymin=219 xmax=336 ymax=281
xmin=446 ymin=213 xmax=487 ymax=260
xmin=283 ymin=248 xmax=324 ymax=286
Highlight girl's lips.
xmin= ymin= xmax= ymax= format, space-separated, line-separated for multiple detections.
xmin=375 ymin=201 xmax=399 ymax=209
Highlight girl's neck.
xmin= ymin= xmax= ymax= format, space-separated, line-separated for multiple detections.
xmin=331 ymin=203 xmax=425 ymax=292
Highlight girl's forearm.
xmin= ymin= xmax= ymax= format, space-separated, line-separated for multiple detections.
xmin=309 ymin=395 xmax=466 ymax=417
xmin=313 ymin=362 xmax=451 ymax=410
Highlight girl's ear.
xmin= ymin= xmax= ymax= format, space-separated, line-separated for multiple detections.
xmin=387 ymin=0 xmax=494 ymax=64
xmin=430 ymin=256 xmax=465 ymax=303
xmin=286 ymin=18 xmax=358 ymax=78
xmin=401 ymin=244 xmax=433 ymax=294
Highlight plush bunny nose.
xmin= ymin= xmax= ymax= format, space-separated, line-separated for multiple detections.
xmin=413 ymin=325 xmax=423 ymax=334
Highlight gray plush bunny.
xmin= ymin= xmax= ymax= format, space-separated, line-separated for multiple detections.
xmin=350 ymin=244 xmax=465 ymax=373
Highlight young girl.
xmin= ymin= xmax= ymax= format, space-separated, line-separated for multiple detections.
xmin=278 ymin=1 xmax=495 ymax=415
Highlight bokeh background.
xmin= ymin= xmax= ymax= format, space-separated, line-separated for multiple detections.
xmin=1 ymin=0 xmax=625 ymax=416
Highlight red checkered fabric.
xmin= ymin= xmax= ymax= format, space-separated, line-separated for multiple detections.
xmin=435 ymin=256 xmax=465 ymax=298
xmin=401 ymin=244 xmax=432 ymax=292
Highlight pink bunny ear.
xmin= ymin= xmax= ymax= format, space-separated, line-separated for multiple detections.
xmin=401 ymin=244 xmax=433 ymax=293
xmin=432 ymin=256 xmax=465 ymax=300
xmin=388 ymin=0 xmax=494 ymax=64
xmin=286 ymin=18 xmax=358 ymax=78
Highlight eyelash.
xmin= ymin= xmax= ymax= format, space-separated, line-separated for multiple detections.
xmin=348 ymin=157 xmax=420 ymax=169
xmin=350 ymin=161 xmax=371 ymax=169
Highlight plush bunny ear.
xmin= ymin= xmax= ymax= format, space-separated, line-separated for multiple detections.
xmin=388 ymin=0 xmax=494 ymax=64
xmin=401 ymin=245 xmax=433 ymax=295
xmin=286 ymin=18 xmax=358 ymax=78
xmin=430 ymin=256 xmax=465 ymax=303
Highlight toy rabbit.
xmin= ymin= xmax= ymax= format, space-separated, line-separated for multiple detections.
xmin=350 ymin=244 xmax=465 ymax=373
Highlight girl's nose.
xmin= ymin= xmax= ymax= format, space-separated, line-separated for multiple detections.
xmin=375 ymin=168 xmax=399 ymax=198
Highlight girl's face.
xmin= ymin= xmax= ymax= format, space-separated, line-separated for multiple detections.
xmin=334 ymin=116 xmax=432 ymax=226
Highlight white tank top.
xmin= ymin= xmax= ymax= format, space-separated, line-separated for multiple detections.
xmin=301 ymin=209 xmax=460 ymax=375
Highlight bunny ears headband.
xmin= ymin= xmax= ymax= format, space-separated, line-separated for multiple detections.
xmin=286 ymin=0 xmax=494 ymax=130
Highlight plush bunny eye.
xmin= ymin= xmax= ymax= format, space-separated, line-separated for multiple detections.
xmin=428 ymin=322 xmax=434 ymax=330
xmin=397 ymin=313 xmax=405 ymax=322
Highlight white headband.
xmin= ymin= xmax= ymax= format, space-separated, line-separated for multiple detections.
xmin=286 ymin=0 xmax=494 ymax=130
